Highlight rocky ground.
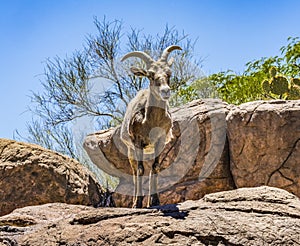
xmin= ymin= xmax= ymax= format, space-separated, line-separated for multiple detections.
xmin=1 ymin=186 xmax=300 ymax=245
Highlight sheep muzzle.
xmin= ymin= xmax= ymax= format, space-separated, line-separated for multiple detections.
xmin=160 ymin=85 xmax=171 ymax=100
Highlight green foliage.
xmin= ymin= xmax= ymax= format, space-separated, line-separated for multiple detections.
xmin=171 ymin=85 xmax=198 ymax=106
xmin=209 ymin=69 xmax=265 ymax=105
xmin=170 ymin=76 xmax=218 ymax=106
xmin=210 ymin=37 xmax=300 ymax=104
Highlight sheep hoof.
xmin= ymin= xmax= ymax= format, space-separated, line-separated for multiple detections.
xmin=132 ymin=196 xmax=144 ymax=208
xmin=149 ymin=194 xmax=160 ymax=207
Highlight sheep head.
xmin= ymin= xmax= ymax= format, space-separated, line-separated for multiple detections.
xmin=122 ymin=45 xmax=182 ymax=101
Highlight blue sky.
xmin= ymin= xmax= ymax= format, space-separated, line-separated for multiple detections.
xmin=1 ymin=0 xmax=300 ymax=140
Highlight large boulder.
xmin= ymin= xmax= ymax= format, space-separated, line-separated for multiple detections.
xmin=1 ymin=186 xmax=300 ymax=245
xmin=0 ymin=139 xmax=105 ymax=216
xmin=85 ymin=99 xmax=300 ymax=206
xmin=84 ymin=99 xmax=235 ymax=207
xmin=227 ymin=100 xmax=300 ymax=195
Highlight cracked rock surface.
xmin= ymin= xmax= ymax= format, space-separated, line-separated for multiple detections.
xmin=227 ymin=100 xmax=300 ymax=195
xmin=1 ymin=186 xmax=300 ymax=245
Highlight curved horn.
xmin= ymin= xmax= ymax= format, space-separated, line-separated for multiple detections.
xmin=160 ymin=45 xmax=182 ymax=63
xmin=121 ymin=51 xmax=154 ymax=69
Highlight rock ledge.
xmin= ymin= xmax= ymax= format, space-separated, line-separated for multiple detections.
xmin=1 ymin=186 xmax=300 ymax=245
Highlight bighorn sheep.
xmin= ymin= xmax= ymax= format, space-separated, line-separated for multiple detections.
xmin=121 ymin=45 xmax=182 ymax=208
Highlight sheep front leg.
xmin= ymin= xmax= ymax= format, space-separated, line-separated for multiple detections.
xmin=148 ymin=156 xmax=160 ymax=207
xmin=148 ymin=139 xmax=164 ymax=207
xmin=131 ymin=147 xmax=144 ymax=208
xmin=128 ymin=148 xmax=137 ymax=207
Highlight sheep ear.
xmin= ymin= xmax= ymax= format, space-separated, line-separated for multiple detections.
xmin=130 ymin=67 xmax=147 ymax=76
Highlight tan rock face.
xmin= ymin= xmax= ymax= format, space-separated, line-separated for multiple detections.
xmin=0 ymin=139 xmax=105 ymax=216
xmin=227 ymin=100 xmax=300 ymax=194
xmin=84 ymin=99 xmax=236 ymax=207
xmin=1 ymin=186 xmax=300 ymax=245
xmin=85 ymin=99 xmax=300 ymax=206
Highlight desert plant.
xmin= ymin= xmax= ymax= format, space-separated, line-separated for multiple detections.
xmin=211 ymin=37 xmax=300 ymax=104
xmin=289 ymin=78 xmax=300 ymax=99
xmin=262 ymin=67 xmax=300 ymax=99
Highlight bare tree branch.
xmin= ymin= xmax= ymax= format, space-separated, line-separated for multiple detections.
xmin=20 ymin=17 xmax=205 ymax=186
